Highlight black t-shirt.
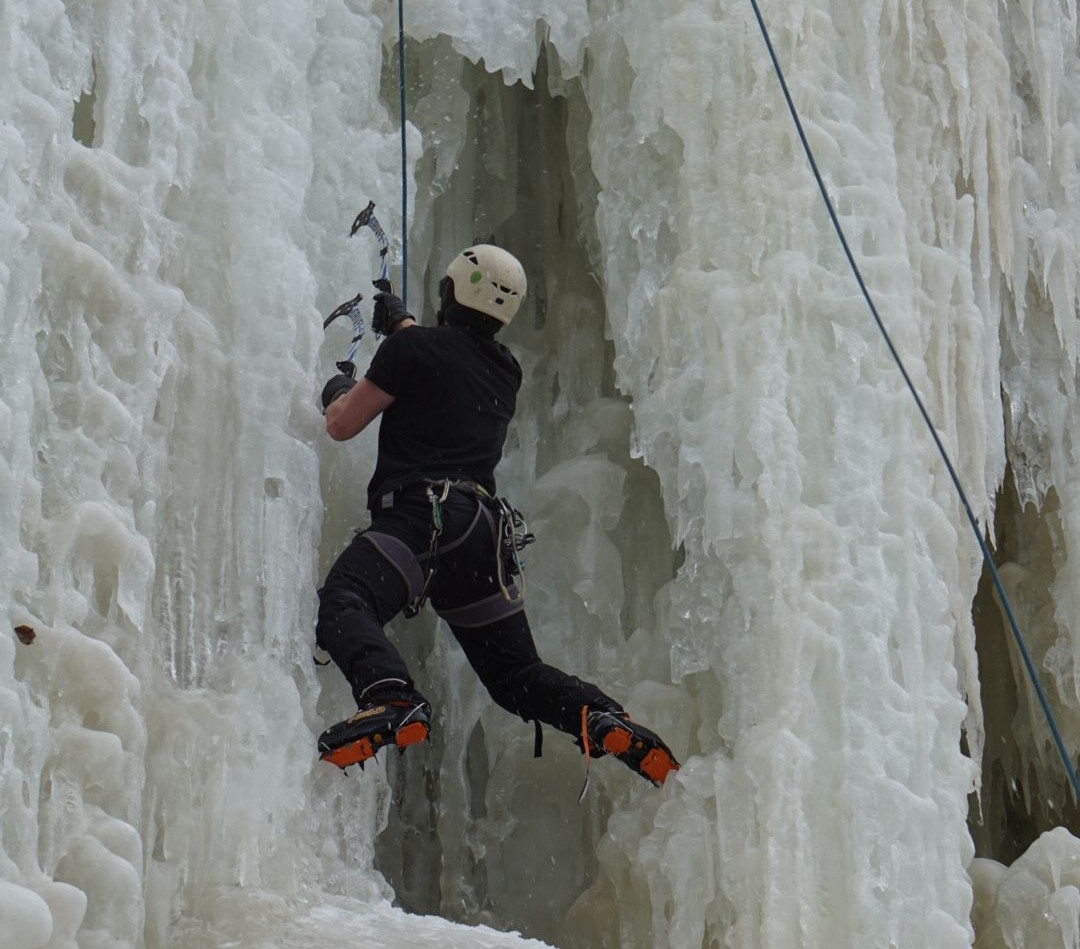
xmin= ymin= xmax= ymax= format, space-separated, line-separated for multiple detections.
xmin=363 ymin=325 xmax=522 ymax=509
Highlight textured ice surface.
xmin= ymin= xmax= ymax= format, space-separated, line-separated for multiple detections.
xmin=168 ymin=890 xmax=553 ymax=949
xmin=4 ymin=0 xmax=1080 ymax=947
xmin=971 ymin=828 xmax=1080 ymax=948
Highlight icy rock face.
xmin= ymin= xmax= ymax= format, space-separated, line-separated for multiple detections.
xmin=406 ymin=0 xmax=1080 ymax=946
xmin=4 ymin=0 xmax=1080 ymax=948
xmin=564 ymin=1 xmax=985 ymax=944
xmin=0 ymin=0 xmax=402 ymax=945
xmin=995 ymin=0 xmax=1080 ymax=825
xmin=971 ymin=828 xmax=1080 ymax=948
xmin=553 ymin=2 xmax=1080 ymax=946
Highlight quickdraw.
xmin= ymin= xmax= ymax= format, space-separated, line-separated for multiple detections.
xmin=490 ymin=494 xmax=535 ymax=601
xmin=404 ymin=480 xmax=536 ymax=618
xmin=404 ymin=480 xmax=451 ymax=618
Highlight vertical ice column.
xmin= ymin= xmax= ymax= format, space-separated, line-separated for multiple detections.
xmin=0 ymin=0 xmax=410 ymax=944
xmin=572 ymin=0 xmax=998 ymax=944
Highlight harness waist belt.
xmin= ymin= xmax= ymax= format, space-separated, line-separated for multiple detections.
xmin=376 ymin=477 xmax=491 ymax=510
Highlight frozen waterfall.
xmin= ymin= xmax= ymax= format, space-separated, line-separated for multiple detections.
xmin=4 ymin=0 xmax=1080 ymax=946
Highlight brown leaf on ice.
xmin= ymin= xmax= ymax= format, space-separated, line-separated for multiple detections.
xmin=14 ymin=625 xmax=36 ymax=645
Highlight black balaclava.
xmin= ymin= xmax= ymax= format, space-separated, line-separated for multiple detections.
xmin=437 ymin=275 xmax=502 ymax=339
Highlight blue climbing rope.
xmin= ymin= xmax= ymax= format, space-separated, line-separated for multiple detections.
xmin=397 ymin=0 xmax=408 ymax=307
xmin=747 ymin=0 xmax=1080 ymax=802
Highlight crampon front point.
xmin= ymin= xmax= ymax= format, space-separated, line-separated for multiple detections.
xmin=582 ymin=708 xmax=680 ymax=789
xmin=318 ymin=701 xmax=430 ymax=770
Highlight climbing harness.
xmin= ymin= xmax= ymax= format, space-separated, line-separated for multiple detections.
xmin=360 ymin=480 xmax=536 ymax=622
xmin=748 ymin=0 xmax=1080 ymax=801
xmin=404 ymin=479 xmax=535 ymax=618
xmin=362 ymin=530 xmax=426 ymax=604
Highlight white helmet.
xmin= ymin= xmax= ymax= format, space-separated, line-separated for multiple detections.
xmin=445 ymin=245 xmax=527 ymax=324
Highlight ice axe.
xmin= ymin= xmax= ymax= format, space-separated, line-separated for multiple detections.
xmin=323 ymin=200 xmax=394 ymax=372
xmin=349 ymin=200 xmax=392 ymax=293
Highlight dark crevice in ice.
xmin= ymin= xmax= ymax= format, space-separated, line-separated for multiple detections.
xmin=968 ymin=462 xmax=1080 ymax=864
xmin=73 ymin=56 xmax=99 ymax=147
xmin=369 ymin=36 xmax=678 ymax=948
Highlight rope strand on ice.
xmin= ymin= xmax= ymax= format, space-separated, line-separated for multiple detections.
xmin=747 ymin=0 xmax=1080 ymax=802
xmin=397 ymin=0 xmax=408 ymax=306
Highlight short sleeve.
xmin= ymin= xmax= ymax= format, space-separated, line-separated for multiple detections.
xmin=364 ymin=329 xmax=421 ymax=397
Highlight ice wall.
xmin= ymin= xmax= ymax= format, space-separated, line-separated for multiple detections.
xmin=0 ymin=0 xmax=433 ymax=945
xmin=4 ymin=0 xmax=1080 ymax=948
xmin=553 ymin=2 xmax=1080 ymax=945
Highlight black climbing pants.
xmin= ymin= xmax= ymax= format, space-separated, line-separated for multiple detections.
xmin=316 ymin=486 xmax=620 ymax=738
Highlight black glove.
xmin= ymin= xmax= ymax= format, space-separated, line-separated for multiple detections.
xmin=372 ymin=292 xmax=410 ymax=337
xmin=321 ymin=373 xmax=357 ymax=413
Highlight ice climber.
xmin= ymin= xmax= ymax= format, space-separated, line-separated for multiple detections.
xmin=315 ymin=244 xmax=680 ymax=789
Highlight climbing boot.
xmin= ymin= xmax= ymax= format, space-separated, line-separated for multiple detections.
xmin=319 ymin=699 xmax=431 ymax=769
xmin=583 ymin=708 xmax=680 ymax=787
